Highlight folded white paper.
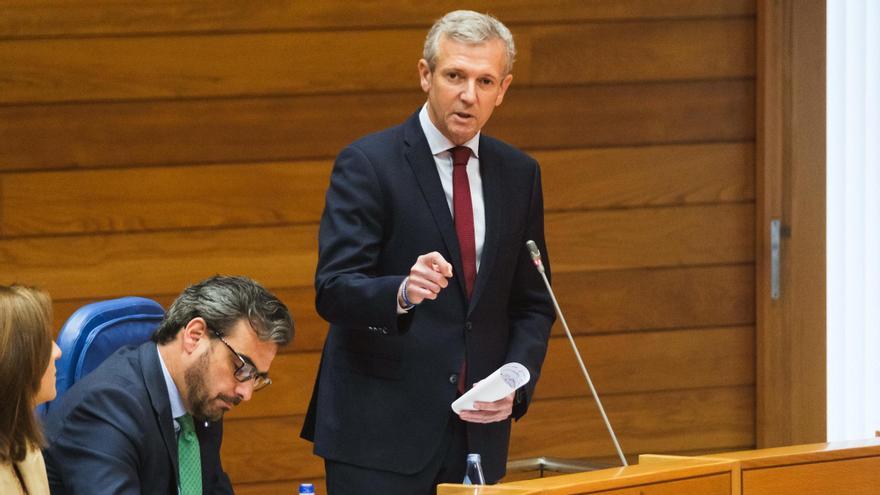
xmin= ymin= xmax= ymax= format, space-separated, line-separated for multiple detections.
xmin=451 ymin=362 xmax=530 ymax=414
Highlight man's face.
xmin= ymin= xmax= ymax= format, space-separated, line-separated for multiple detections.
xmin=184 ymin=319 xmax=277 ymax=421
xmin=419 ymin=35 xmax=513 ymax=145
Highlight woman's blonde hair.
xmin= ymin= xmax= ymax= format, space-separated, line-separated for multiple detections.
xmin=0 ymin=284 xmax=53 ymax=463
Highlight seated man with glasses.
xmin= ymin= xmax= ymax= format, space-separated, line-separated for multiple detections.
xmin=42 ymin=275 xmax=294 ymax=495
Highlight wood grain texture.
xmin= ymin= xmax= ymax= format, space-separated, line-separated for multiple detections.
xmin=0 ymin=0 xmax=755 ymax=38
xmin=755 ymin=0 xmax=826 ymax=447
xmin=552 ymin=265 xmax=755 ymax=334
xmin=218 ymin=386 xmax=754 ymax=484
xmin=0 ymin=225 xmax=319 ymax=300
xmin=538 ymin=142 xmax=755 ymax=211
xmin=0 ymin=160 xmax=331 ymax=236
xmin=2 ymin=205 xmax=750 ymax=299
xmin=0 ymin=19 xmax=753 ymax=104
xmin=742 ymin=456 xmax=880 ymax=495
xmin=219 ymin=325 xmax=754 ymax=419
xmin=587 ymin=474 xmax=730 ymax=495
xmin=508 ymin=387 xmax=755 ymax=461
xmin=547 ymin=203 xmax=754 ymax=272
xmin=536 ymin=326 xmax=755 ymax=399
xmin=0 ymin=80 xmax=754 ymax=171
xmin=0 ymin=142 xmax=753 ymax=237
xmin=48 ymin=263 xmax=754 ymax=353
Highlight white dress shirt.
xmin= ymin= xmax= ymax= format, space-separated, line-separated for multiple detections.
xmin=397 ymin=106 xmax=488 ymax=312
xmin=417 ymin=104 xmax=486 ymax=269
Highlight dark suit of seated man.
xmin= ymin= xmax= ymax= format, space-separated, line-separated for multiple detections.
xmin=42 ymin=275 xmax=294 ymax=495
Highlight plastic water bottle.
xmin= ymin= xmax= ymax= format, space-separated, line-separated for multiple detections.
xmin=462 ymin=453 xmax=486 ymax=485
xmin=298 ymin=482 xmax=315 ymax=494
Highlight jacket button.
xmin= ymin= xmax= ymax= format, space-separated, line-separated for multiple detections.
xmin=465 ymin=321 xmax=472 ymax=330
xmin=449 ymin=374 xmax=459 ymax=384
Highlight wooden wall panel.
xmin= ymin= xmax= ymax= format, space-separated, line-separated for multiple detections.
xmin=539 ymin=142 xmax=755 ymax=210
xmin=0 ymin=19 xmax=753 ymax=104
xmin=222 ymin=325 xmax=754 ymax=420
xmin=49 ymin=264 xmax=754 ymax=356
xmin=553 ymin=265 xmax=755 ymax=334
xmin=1 ymin=206 xmax=749 ymax=301
xmin=0 ymin=0 xmax=758 ymax=489
xmin=0 ymin=160 xmax=331 ymax=236
xmin=0 ymin=142 xmax=753 ymax=237
xmin=0 ymin=1 xmax=755 ymax=38
xmin=219 ymin=386 xmax=755 ymax=485
xmin=509 ymin=387 xmax=755 ymax=461
xmin=0 ymin=81 xmax=753 ymax=171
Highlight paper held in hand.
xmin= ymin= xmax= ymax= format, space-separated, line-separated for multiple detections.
xmin=451 ymin=362 xmax=530 ymax=414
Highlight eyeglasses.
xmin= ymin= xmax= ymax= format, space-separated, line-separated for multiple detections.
xmin=211 ymin=329 xmax=272 ymax=392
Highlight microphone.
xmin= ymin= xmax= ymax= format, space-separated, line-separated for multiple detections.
xmin=525 ymin=240 xmax=545 ymax=274
xmin=526 ymin=240 xmax=628 ymax=467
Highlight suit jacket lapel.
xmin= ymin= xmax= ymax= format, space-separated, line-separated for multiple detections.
xmin=141 ymin=342 xmax=180 ymax=484
xmin=469 ymin=136 xmax=502 ymax=315
xmin=403 ymin=113 xmax=469 ymax=299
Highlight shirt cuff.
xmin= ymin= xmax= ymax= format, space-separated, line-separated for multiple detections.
xmin=397 ymin=278 xmax=415 ymax=314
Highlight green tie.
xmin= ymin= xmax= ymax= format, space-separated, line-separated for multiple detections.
xmin=177 ymin=414 xmax=202 ymax=495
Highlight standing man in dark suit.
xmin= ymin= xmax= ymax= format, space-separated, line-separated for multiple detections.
xmin=43 ymin=275 xmax=294 ymax=495
xmin=301 ymin=10 xmax=555 ymax=493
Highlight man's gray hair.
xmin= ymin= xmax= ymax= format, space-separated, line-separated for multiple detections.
xmin=152 ymin=275 xmax=293 ymax=346
xmin=423 ymin=10 xmax=516 ymax=75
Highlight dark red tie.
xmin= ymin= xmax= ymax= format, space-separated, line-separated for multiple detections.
xmin=451 ymin=146 xmax=475 ymax=394
xmin=451 ymin=146 xmax=477 ymax=298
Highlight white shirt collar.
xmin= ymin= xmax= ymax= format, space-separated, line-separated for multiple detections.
xmin=156 ymin=346 xmax=187 ymax=421
xmin=418 ymin=104 xmax=480 ymax=158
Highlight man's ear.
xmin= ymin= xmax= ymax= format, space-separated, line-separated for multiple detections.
xmin=181 ymin=317 xmax=208 ymax=354
xmin=494 ymin=73 xmax=514 ymax=107
xmin=418 ymin=59 xmax=433 ymax=93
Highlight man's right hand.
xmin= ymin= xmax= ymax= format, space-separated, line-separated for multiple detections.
xmin=400 ymin=252 xmax=454 ymax=306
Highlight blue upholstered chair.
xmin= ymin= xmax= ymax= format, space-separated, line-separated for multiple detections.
xmin=39 ymin=296 xmax=165 ymax=416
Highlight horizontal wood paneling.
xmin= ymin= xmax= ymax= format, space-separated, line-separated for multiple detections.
xmin=219 ymin=386 xmax=754 ymax=484
xmin=509 ymin=387 xmax=755 ymax=460
xmin=0 ymin=225 xmax=319 ymax=300
xmin=552 ymin=265 xmax=755 ymax=334
xmin=0 ymin=1 xmax=755 ymax=38
xmin=223 ymin=325 xmax=753 ymax=419
xmin=48 ymin=263 xmax=754 ymax=354
xmin=2 ymin=204 xmax=750 ymax=300
xmin=536 ymin=326 xmax=755 ymax=399
xmin=0 ymin=80 xmax=754 ymax=171
xmin=0 ymin=160 xmax=331 ymax=237
xmin=0 ymin=19 xmax=753 ymax=104
xmin=526 ymin=19 xmax=754 ymax=86
xmin=222 ymin=415 xmax=318 ymax=483
xmin=547 ymin=203 xmax=754 ymax=272
xmin=539 ymin=142 xmax=755 ymax=211
xmin=0 ymin=142 xmax=753 ymax=237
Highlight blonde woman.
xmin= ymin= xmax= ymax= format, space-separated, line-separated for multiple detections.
xmin=0 ymin=285 xmax=62 ymax=495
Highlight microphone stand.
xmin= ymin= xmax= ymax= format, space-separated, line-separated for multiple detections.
xmin=526 ymin=241 xmax=628 ymax=467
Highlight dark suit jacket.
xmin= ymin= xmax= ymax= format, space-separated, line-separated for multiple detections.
xmin=301 ymin=110 xmax=556 ymax=481
xmin=43 ymin=341 xmax=233 ymax=495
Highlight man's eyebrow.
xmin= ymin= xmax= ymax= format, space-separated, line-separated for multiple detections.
xmin=238 ymin=352 xmax=270 ymax=374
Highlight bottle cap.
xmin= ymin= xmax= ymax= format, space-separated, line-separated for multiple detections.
xmin=299 ymin=482 xmax=315 ymax=494
xmin=467 ymin=453 xmax=482 ymax=462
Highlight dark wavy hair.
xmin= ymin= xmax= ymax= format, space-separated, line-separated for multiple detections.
xmin=0 ymin=284 xmax=53 ymax=463
xmin=151 ymin=275 xmax=293 ymax=346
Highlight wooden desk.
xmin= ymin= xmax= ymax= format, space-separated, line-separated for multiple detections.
xmin=440 ymin=457 xmax=734 ymax=495
xmin=705 ymin=438 xmax=880 ymax=495
xmin=439 ymin=438 xmax=880 ymax=495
